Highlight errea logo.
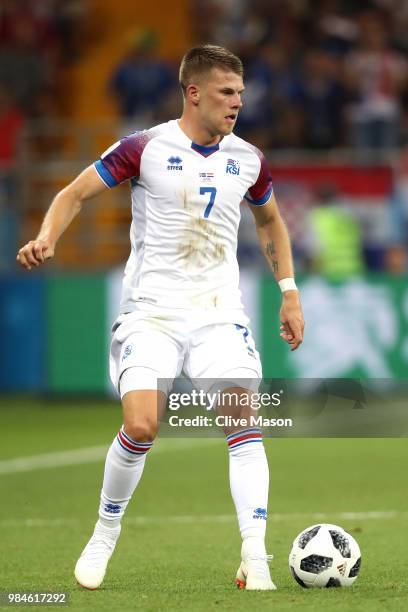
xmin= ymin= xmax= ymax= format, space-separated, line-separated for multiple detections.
xmin=226 ymin=158 xmax=240 ymax=175
xmin=167 ymin=156 xmax=183 ymax=170
xmin=253 ymin=507 xmax=267 ymax=520
xmin=104 ymin=503 xmax=121 ymax=514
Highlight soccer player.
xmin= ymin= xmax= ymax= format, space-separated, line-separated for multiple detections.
xmin=17 ymin=45 xmax=304 ymax=591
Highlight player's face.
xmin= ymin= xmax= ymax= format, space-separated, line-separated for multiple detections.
xmin=197 ymin=69 xmax=244 ymax=137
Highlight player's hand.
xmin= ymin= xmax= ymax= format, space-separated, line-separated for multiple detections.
xmin=279 ymin=291 xmax=304 ymax=351
xmin=17 ymin=239 xmax=55 ymax=270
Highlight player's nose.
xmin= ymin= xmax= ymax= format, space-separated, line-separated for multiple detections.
xmin=232 ymin=93 xmax=242 ymax=109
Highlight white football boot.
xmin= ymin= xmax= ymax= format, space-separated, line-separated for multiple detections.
xmin=74 ymin=521 xmax=121 ymax=589
xmin=235 ymin=537 xmax=277 ymax=590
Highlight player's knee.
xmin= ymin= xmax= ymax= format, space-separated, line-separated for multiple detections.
xmin=123 ymin=419 xmax=158 ymax=443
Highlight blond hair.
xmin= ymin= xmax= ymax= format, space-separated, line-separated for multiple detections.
xmin=179 ymin=45 xmax=243 ymax=93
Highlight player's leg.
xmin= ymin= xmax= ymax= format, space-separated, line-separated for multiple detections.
xmin=75 ymin=313 xmax=183 ymax=589
xmin=221 ymin=389 xmax=274 ymax=590
xmin=186 ymin=322 xmax=275 ymax=590
xmin=98 ymin=386 xmax=165 ymax=530
xmin=74 ymin=384 xmax=166 ymax=590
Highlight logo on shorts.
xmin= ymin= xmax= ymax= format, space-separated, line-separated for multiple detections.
xmin=167 ymin=155 xmax=183 ymax=170
xmin=226 ymin=158 xmax=240 ymax=175
xmin=253 ymin=507 xmax=267 ymax=520
xmin=122 ymin=344 xmax=132 ymax=361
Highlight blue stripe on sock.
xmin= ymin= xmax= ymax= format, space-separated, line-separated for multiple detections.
xmin=116 ymin=436 xmax=150 ymax=455
xmin=120 ymin=427 xmax=153 ymax=448
xmin=226 ymin=427 xmax=262 ymax=441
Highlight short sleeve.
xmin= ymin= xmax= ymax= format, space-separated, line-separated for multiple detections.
xmin=93 ymin=131 xmax=151 ymax=188
xmin=244 ymin=148 xmax=273 ymax=206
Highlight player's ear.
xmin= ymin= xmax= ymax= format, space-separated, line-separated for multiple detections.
xmin=186 ymin=83 xmax=200 ymax=105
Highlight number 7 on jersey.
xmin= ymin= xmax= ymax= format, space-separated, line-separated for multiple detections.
xmin=200 ymin=187 xmax=217 ymax=219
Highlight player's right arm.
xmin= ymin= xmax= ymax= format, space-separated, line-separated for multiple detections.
xmin=17 ymin=165 xmax=107 ymax=270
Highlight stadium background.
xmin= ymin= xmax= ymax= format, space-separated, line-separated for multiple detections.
xmin=0 ymin=2 xmax=407 ymax=609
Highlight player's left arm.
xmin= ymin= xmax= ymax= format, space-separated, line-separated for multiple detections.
xmin=249 ymin=193 xmax=305 ymax=351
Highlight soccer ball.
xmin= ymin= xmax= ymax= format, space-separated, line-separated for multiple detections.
xmin=289 ymin=523 xmax=361 ymax=588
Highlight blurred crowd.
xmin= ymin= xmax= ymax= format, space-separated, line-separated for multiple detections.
xmin=109 ymin=1 xmax=408 ymax=152
xmin=0 ymin=0 xmax=87 ymax=118
xmin=191 ymin=0 xmax=408 ymax=151
xmin=1 ymin=0 xmax=408 ymax=274
xmin=0 ymin=0 xmax=88 ymax=266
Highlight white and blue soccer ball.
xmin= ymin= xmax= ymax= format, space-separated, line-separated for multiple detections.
xmin=289 ymin=523 xmax=361 ymax=588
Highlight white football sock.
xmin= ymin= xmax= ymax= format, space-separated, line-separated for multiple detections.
xmin=98 ymin=426 xmax=152 ymax=528
xmin=227 ymin=428 xmax=269 ymax=542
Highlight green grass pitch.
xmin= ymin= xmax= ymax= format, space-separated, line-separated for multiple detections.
xmin=0 ymin=397 xmax=407 ymax=611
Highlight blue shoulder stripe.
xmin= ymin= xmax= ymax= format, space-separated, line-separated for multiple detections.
xmin=94 ymin=160 xmax=118 ymax=188
xmin=244 ymin=186 xmax=273 ymax=206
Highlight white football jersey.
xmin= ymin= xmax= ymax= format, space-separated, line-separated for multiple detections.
xmin=94 ymin=119 xmax=273 ymax=319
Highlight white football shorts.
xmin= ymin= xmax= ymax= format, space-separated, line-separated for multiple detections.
xmin=109 ymin=303 xmax=262 ymax=398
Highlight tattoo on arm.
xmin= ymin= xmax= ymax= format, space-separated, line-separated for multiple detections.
xmin=265 ymin=241 xmax=279 ymax=274
xmin=265 ymin=241 xmax=276 ymax=258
